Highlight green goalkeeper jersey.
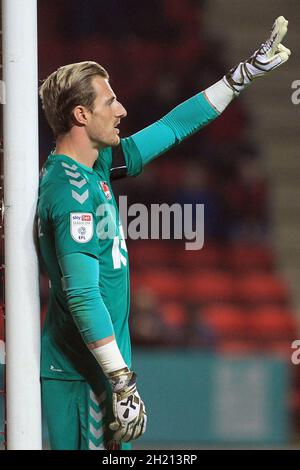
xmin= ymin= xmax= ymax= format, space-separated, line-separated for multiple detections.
xmin=38 ymin=92 xmax=218 ymax=383
xmin=38 ymin=142 xmax=144 ymax=381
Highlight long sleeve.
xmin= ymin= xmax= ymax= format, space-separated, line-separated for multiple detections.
xmin=59 ymin=252 xmax=114 ymax=344
xmin=122 ymin=92 xmax=219 ymax=175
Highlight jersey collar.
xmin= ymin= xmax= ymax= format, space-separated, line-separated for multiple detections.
xmin=49 ymin=153 xmax=94 ymax=174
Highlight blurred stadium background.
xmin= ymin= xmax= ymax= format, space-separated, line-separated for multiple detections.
xmin=1 ymin=0 xmax=300 ymax=449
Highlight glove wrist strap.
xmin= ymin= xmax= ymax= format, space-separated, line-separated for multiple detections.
xmin=109 ymin=369 xmax=137 ymax=393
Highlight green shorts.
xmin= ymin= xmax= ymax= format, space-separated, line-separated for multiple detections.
xmin=41 ymin=378 xmax=131 ymax=450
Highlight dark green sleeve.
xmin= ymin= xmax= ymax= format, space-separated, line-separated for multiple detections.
xmin=122 ymin=92 xmax=219 ymax=176
xmin=59 ymin=252 xmax=114 ymax=343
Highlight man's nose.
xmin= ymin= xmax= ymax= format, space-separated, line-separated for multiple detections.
xmin=117 ymin=102 xmax=127 ymax=118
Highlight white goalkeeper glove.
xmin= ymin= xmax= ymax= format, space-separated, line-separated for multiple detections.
xmin=223 ymin=16 xmax=291 ymax=95
xmin=108 ymin=368 xmax=147 ymax=443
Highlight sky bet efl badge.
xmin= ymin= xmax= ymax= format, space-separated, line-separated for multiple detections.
xmin=99 ymin=181 xmax=112 ymax=200
xmin=70 ymin=213 xmax=93 ymax=243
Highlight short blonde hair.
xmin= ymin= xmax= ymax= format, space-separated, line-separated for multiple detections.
xmin=39 ymin=61 xmax=109 ymax=137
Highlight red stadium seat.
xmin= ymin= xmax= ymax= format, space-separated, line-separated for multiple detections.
xmin=198 ymin=304 xmax=249 ymax=339
xmin=129 ymin=240 xmax=176 ymax=269
xmin=237 ymin=273 xmax=289 ymax=304
xmin=248 ymin=307 xmax=298 ymax=341
xmin=160 ymin=301 xmax=187 ymax=327
xmin=186 ymin=272 xmax=235 ymax=303
xmin=224 ymin=244 xmax=274 ymax=271
xmin=131 ymin=269 xmax=184 ymax=300
xmin=177 ymin=244 xmax=222 ymax=270
xmin=131 ymin=241 xmax=223 ymax=271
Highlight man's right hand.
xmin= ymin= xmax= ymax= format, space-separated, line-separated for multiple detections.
xmin=108 ymin=368 xmax=147 ymax=442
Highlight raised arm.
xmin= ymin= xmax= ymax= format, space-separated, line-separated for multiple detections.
xmin=120 ymin=16 xmax=290 ymax=176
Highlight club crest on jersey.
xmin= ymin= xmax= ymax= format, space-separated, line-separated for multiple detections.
xmin=99 ymin=181 xmax=112 ymax=200
xmin=70 ymin=213 xmax=93 ymax=243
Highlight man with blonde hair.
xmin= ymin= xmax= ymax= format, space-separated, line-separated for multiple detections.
xmin=38 ymin=17 xmax=290 ymax=450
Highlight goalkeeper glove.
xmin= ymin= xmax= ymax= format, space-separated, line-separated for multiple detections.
xmin=108 ymin=367 xmax=147 ymax=443
xmin=223 ymin=16 xmax=291 ymax=95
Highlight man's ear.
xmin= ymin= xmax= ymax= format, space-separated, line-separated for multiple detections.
xmin=72 ymin=105 xmax=89 ymax=126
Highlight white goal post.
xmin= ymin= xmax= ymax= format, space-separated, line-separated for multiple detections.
xmin=2 ymin=0 xmax=42 ymax=449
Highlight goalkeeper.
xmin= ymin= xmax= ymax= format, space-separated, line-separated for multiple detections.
xmin=38 ymin=17 xmax=290 ymax=450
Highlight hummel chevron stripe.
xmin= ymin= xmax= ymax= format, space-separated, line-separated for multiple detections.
xmin=89 ymin=441 xmax=105 ymax=450
xmin=72 ymin=189 xmax=89 ymax=204
xmin=61 ymin=162 xmax=78 ymax=171
xmin=65 ymin=170 xmax=81 ymax=179
xmin=89 ymin=405 xmax=104 ymax=423
xmin=69 ymin=178 xmax=87 ymax=189
xmin=89 ymin=423 xmax=104 ymax=440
